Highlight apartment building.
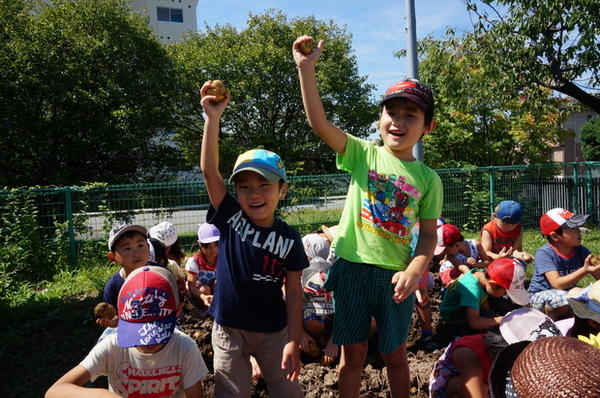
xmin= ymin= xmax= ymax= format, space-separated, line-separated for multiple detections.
xmin=130 ymin=0 xmax=199 ymax=43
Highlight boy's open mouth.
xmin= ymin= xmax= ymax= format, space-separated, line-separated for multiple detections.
xmin=388 ymin=130 xmax=405 ymax=137
xmin=249 ymin=203 xmax=266 ymax=209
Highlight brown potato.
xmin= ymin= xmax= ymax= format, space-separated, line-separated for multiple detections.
xmin=590 ymin=253 xmax=600 ymax=266
xmin=299 ymin=39 xmax=314 ymax=55
xmin=307 ymin=341 xmax=321 ymax=358
xmin=94 ymin=302 xmax=117 ymax=320
xmin=206 ymin=80 xmax=226 ymax=102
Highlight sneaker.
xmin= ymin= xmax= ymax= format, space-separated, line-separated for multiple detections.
xmin=419 ymin=335 xmax=438 ymax=353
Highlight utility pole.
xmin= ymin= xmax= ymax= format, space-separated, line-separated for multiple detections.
xmin=405 ymin=0 xmax=423 ymax=161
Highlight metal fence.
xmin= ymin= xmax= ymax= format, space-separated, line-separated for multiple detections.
xmin=1 ymin=162 xmax=599 ymax=263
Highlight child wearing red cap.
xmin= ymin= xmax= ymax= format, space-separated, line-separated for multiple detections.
xmin=46 ymin=266 xmax=208 ymax=397
xmin=440 ymin=258 xmax=530 ymax=331
xmin=294 ymin=37 xmax=442 ymax=397
xmin=528 ymin=207 xmax=600 ymax=320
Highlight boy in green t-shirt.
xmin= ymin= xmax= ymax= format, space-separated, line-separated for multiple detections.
xmin=440 ymin=258 xmax=530 ymax=331
xmin=294 ymin=36 xmax=443 ymax=397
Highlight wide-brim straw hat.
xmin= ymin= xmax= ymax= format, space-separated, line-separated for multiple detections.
xmin=320 ymin=224 xmax=338 ymax=243
xmin=489 ymin=336 xmax=600 ymax=398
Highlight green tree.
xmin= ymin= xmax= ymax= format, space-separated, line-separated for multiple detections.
xmin=463 ymin=0 xmax=600 ymax=113
xmin=170 ymin=10 xmax=376 ymax=175
xmin=0 ymin=0 xmax=182 ymax=187
xmin=406 ymin=34 xmax=570 ymax=168
xmin=581 ymin=116 xmax=600 ymax=161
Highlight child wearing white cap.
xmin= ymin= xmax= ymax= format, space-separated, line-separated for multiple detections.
xmin=185 ymin=223 xmax=220 ymax=308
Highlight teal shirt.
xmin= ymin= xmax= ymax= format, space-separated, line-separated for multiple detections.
xmin=440 ymin=269 xmax=487 ymax=321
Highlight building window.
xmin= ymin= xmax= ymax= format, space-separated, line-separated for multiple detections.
xmin=157 ymin=7 xmax=183 ymax=23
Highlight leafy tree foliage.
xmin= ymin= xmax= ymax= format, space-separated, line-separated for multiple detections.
xmin=463 ymin=0 xmax=600 ymax=113
xmin=409 ymin=35 xmax=570 ymax=168
xmin=581 ymin=116 xmax=600 ymax=161
xmin=0 ymin=0 xmax=182 ymax=187
xmin=170 ymin=10 xmax=377 ymax=176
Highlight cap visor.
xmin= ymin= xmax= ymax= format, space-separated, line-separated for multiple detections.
xmin=380 ymin=93 xmax=428 ymax=110
xmin=507 ymin=288 xmax=530 ymax=306
xmin=229 ymin=166 xmax=281 ymax=183
xmin=564 ymin=214 xmax=589 ymax=228
xmin=199 ymin=236 xmax=219 ymax=244
xmin=568 ymin=297 xmax=600 ymax=324
xmin=433 ymin=245 xmax=446 ymax=256
xmin=117 ymin=312 xmax=176 ymax=348
xmin=501 ymin=217 xmax=521 ymax=225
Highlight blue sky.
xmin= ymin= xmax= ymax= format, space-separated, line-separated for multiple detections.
xmin=195 ymin=0 xmax=474 ymax=98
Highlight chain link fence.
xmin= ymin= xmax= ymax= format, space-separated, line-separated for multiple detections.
xmin=2 ymin=162 xmax=599 ymax=263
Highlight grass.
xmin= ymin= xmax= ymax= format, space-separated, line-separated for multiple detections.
xmin=2 ymin=215 xmax=599 ymax=397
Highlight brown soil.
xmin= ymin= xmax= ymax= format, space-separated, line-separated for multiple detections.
xmin=179 ymin=286 xmax=445 ymax=398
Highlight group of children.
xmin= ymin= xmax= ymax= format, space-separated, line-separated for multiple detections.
xmin=45 ymin=35 xmax=600 ymax=398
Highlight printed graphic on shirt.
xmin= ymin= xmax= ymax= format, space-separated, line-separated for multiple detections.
xmin=360 ymin=170 xmax=420 ymax=239
xmin=227 ymin=210 xmax=294 ymax=283
xmin=114 ymin=362 xmax=182 ymax=397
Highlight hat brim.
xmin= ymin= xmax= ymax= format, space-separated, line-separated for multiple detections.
xmin=433 ymin=245 xmax=446 ymax=256
xmin=500 ymin=216 xmax=521 ymax=225
xmin=199 ymin=236 xmax=219 ymax=244
xmin=117 ymin=312 xmax=176 ymax=348
xmin=321 ymin=225 xmax=337 ymax=243
xmin=229 ymin=166 xmax=283 ymax=183
xmin=564 ymin=214 xmax=589 ymax=229
xmin=568 ymin=296 xmax=600 ymax=324
xmin=380 ymin=93 xmax=429 ymax=110
xmin=489 ymin=341 xmax=530 ymax=398
xmin=109 ymin=225 xmax=148 ymax=250
xmin=506 ymin=288 xmax=530 ymax=306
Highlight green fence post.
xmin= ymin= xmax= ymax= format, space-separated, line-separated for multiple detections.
xmin=585 ymin=162 xmax=594 ymax=221
xmin=64 ymin=187 xmax=76 ymax=265
xmin=571 ymin=162 xmax=579 ymax=212
xmin=488 ymin=166 xmax=497 ymax=215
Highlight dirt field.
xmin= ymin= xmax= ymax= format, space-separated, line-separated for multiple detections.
xmin=178 ymin=286 xmax=445 ymax=398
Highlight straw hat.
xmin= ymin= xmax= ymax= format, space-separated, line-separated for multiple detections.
xmin=320 ymin=224 xmax=338 ymax=243
xmin=489 ymin=336 xmax=600 ymax=398
xmin=567 ymin=280 xmax=600 ymax=324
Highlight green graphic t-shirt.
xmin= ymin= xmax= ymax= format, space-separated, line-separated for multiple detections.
xmin=333 ymin=135 xmax=443 ymax=270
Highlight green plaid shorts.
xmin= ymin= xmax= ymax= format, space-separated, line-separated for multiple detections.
xmin=324 ymin=257 xmax=415 ymax=354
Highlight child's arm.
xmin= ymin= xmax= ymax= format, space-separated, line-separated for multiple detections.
xmin=480 ymin=229 xmax=514 ymax=260
xmin=293 ymin=36 xmax=348 ymax=154
xmin=184 ymin=380 xmax=205 ymax=398
xmin=282 ymin=270 xmax=303 ymax=381
xmin=393 ymin=218 xmax=437 ymax=303
xmin=465 ymin=307 xmax=502 ymax=330
xmin=451 ymin=347 xmax=488 ymax=398
xmin=199 ymin=81 xmax=231 ymax=209
xmin=546 ymin=255 xmax=600 ymax=289
xmin=45 ymin=365 xmax=119 ymax=398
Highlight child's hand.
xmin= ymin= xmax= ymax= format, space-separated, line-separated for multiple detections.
xmin=497 ymin=246 xmax=514 ymax=258
xmin=322 ymin=338 xmax=338 ymax=366
xmin=299 ymin=329 xmax=315 ymax=354
xmin=292 ymin=36 xmax=323 ymax=68
xmin=95 ymin=315 xmax=118 ymax=328
xmin=391 ymin=270 xmax=420 ymax=303
xmin=250 ymin=355 xmax=263 ymax=379
xmin=281 ymin=341 xmax=301 ymax=382
xmin=198 ymin=80 xmax=230 ymax=119
xmin=584 ymin=254 xmax=600 ymax=274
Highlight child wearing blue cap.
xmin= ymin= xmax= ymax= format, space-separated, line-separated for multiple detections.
xmin=46 ymin=266 xmax=208 ymax=397
xmin=481 ymin=200 xmax=533 ymax=263
xmin=199 ymin=81 xmax=308 ymax=397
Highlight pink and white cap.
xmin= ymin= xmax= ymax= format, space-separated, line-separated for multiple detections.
xmin=499 ymin=308 xmax=562 ymax=344
xmin=487 ymin=258 xmax=530 ymax=306
xmin=539 ymin=207 xmax=589 ymax=235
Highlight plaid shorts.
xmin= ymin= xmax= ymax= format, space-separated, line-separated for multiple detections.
xmin=530 ymin=289 xmax=569 ymax=311
xmin=324 ymin=258 xmax=415 ymax=354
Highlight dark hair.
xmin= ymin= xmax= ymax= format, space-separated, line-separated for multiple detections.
xmin=166 ymin=238 xmax=185 ymax=266
xmin=380 ymin=99 xmax=434 ymax=125
xmin=545 ymin=227 xmax=563 ymax=243
xmin=111 ymin=230 xmax=146 ymax=252
xmin=483 ymin=330 xmax=509 ymax=359
xmin=571 ymin=315 xmax=600 ymax=336
xmin=148 ymin=238 xmax=167 ymax=267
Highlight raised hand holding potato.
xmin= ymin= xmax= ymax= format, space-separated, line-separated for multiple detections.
xmin=206 ymin=79 xmax=227 ymax=103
